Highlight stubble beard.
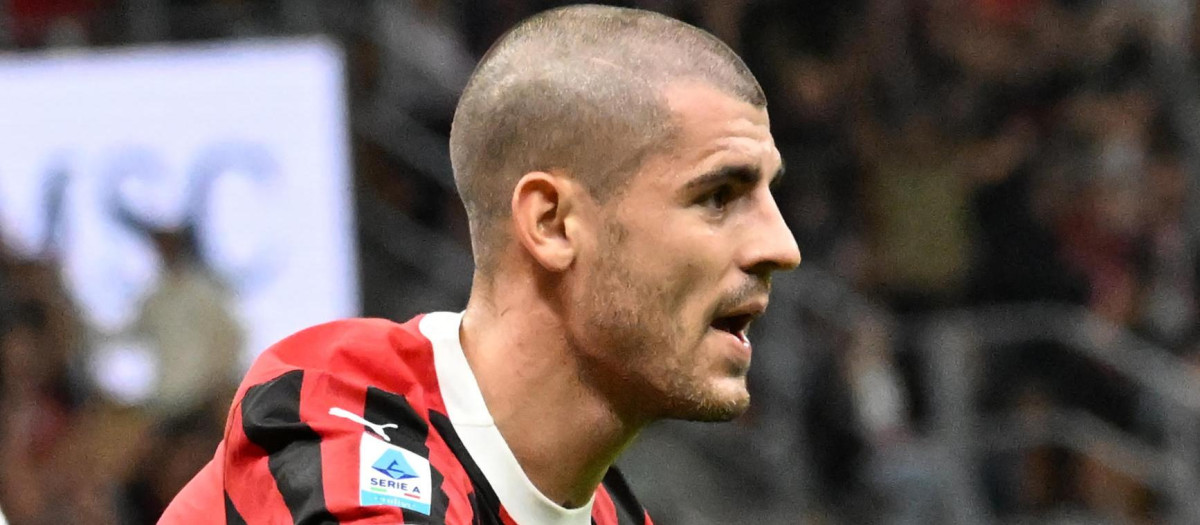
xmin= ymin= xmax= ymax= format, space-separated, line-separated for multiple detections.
xmin=577 ymin=225 xmax=749 ymax=424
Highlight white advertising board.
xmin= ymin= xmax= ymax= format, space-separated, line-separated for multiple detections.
xmin=0 ymin=38 xmax=357 ymax=385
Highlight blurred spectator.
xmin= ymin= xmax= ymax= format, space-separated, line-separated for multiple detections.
xmin=0 ymin=256 xmax=90 ymax=523
xmin=1133 ymin=137 xmax=1198 ymax=351
xmin=115 ymin=401 xmax=226 ymax=524
xmin=122 ymin=227 xmax=241 ymax=421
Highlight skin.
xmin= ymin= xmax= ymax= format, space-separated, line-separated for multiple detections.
xmin=459 ymin=81 xmax=801 ymax=508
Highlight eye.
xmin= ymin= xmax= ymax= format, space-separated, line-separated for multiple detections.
xmin=700 ymin=185 xmax=735 ymax=212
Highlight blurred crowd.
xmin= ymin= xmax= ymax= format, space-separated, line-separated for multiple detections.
xmin=2 ymin=0 xmax=1200 ymax=524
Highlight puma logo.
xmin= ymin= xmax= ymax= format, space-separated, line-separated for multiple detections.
xmin=329 ymin=407 xmax=398 ymax=442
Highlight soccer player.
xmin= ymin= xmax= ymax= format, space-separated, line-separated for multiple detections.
xmin=161 ymin=4 xmax=800 ymax=524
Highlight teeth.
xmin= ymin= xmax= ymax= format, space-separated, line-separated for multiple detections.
xmin=737 ymin=329 xmax=750 ymax=347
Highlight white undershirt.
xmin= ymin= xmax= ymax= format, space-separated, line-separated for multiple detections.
xmin=419 ymin=312 xmax=596 ymax=525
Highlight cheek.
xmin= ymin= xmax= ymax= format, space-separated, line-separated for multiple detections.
xmin=633 ymin=255 xmax=706 ymax=336
xmin=590 ymin=251 xmax=681 ymax=348
xmin=670 ymin=265 xmax=711 ymax=330
xmin=665 ymin=246 xmax=724 ymax=316
xmin=634 ymin=237 xmax=727 ymax=333
xmin=596 ymin=213 xmax=725 ymax=334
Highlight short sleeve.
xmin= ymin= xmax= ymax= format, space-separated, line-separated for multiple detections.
xmin=222 ymin=369 xmax=442 ymax=524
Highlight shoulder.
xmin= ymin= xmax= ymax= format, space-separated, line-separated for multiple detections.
xmin=237 ymin=315 xmax=438 ymax=401
xmin=219 ymin=314 xmax=478 ymax=523
xmin=261 ymin=316 xmax=430 ymax=364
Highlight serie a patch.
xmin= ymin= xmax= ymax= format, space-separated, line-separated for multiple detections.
xmin=358 ymin=432 xmax=432 ymax=515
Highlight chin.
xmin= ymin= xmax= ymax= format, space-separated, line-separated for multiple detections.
xmin=665 ymin=380 xmax=751 ymax=422
xmin=695 ymin=400 xmax=750 ymax=422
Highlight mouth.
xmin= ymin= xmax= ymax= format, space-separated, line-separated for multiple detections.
xmin=709 ymin=295 xmax=766 ymax=348
xmin=710 ymin=314 xmax=753 ymax=346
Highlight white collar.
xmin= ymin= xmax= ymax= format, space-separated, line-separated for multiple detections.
xmin=419 ymin=311 xmax=596 ymax=525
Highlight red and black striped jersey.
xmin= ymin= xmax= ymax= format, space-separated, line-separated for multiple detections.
xmin=161 ymin=312 xmax=653 ymax=525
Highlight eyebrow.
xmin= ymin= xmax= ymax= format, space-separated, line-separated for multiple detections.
xmin=683 ymin=161 xmax=786 ymax=192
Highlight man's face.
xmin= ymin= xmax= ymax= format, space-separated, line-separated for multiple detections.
xmin=568 ymin=82 xmax=801 ymax=422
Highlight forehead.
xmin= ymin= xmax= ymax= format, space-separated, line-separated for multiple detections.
xmin=642 ymin=82 xmax=779 ymax=186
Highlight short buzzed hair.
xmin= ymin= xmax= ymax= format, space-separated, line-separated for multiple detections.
xmin=449 ymin=4 xmax=765 ymax=273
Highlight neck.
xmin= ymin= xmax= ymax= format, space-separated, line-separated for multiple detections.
xmin=459 ymin=274 xmax=645 ymax=508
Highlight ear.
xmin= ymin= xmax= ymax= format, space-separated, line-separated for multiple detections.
xmin=511 ymin=171 xmax=580 ymax=272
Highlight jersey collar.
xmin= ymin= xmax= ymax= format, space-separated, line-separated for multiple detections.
xmin=419 ymin=311 xmax=597 ymax=525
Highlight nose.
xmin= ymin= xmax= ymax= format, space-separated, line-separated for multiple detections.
xmin=740 ymin=192 xmax=802 ymax=276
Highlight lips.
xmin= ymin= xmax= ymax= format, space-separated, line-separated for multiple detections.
xmin=709 ymin=299 xmax=767 ymax=347
xmin=710 ymin=314 xmax=753 ymax=345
